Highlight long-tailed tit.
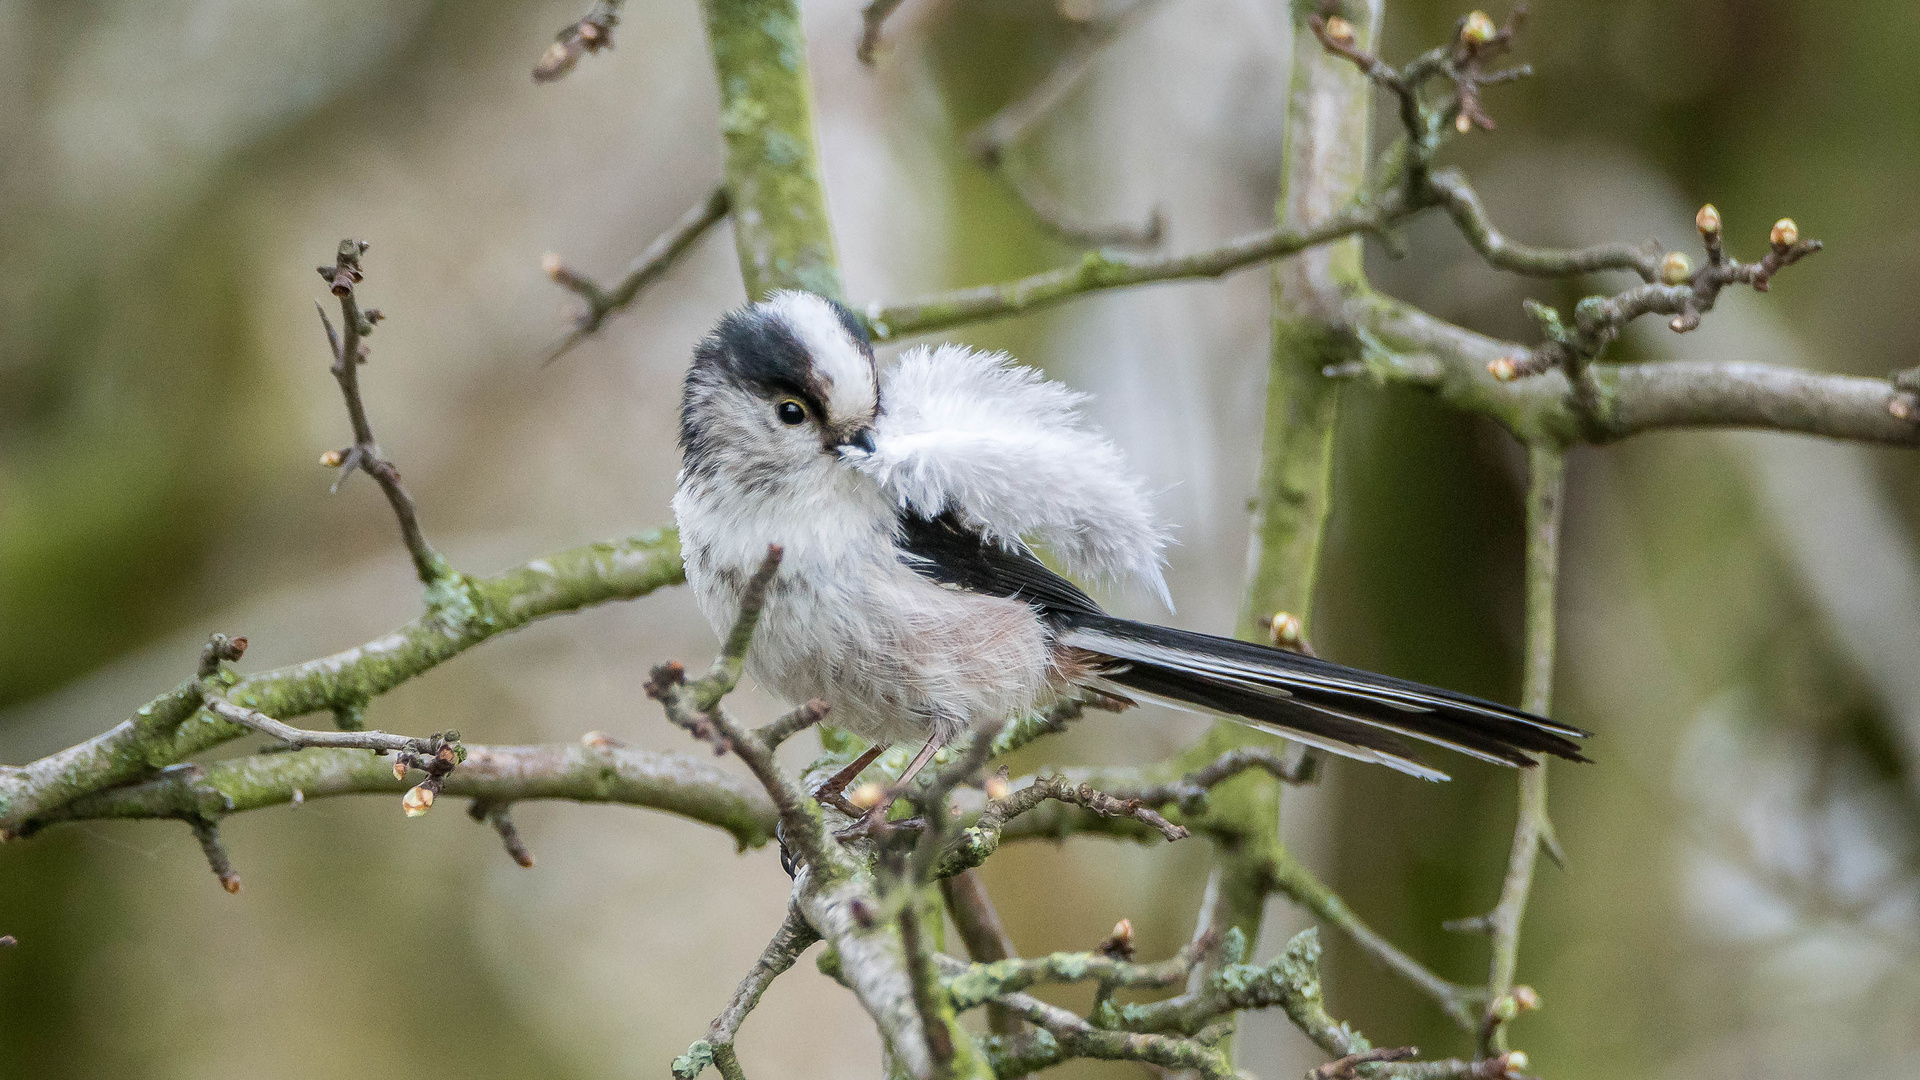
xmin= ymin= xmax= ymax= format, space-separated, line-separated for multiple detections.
xmin=673 ymin=293 xmax=1588 ymax=799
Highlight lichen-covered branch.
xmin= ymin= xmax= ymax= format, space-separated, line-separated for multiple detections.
xmin=32 ymin=739 xmax=779 ymax=850
xmin=699 ymin=0 xmax=842 ymax=300
xmin=0 ymin=529 xmax=685 ymax=833
xmin=863 ymin=191 xmax=1407 ymax=341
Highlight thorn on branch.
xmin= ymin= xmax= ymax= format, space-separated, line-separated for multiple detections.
xmin=469 ymin=801 xmax=536 ymax=867
xmin=190 ymin=817 xmax=242 ymax=894
xmin=533 ymin=1 xmax=620 ymax=83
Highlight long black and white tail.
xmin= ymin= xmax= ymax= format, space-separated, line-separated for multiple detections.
xmin=1059 ymin=614 xmax=1589 ymax=781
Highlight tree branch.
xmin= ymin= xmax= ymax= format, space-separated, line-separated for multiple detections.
xmin=939 ymin=870 xmax=1022 ymax=1036
xmin=315 ymin=241 xmax=449 ymax=585
xmin=674 ymin=906 xmax=821 ymax=1080
xmin=862 ymin=190 xmax=1407 ymax=341
xmin=30 ymin=739 xmax=779 ymax=850
xmin=1478 ymin=445 xmax=1565 ymax=1054
xmin=963 ymin=0 xmax=1166 ymax=247
xmin=0 ymin=529 xmax=685 ymax=834
xmin=542 ymin=186 xmax=731 ymax=364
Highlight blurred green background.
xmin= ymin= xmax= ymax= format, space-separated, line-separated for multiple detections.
xmin=2 ymin=1 xmax=1916 ymax=1077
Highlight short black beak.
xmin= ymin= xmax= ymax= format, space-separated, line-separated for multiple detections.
xmin=839 ymin=428 xmax=876 ymax=454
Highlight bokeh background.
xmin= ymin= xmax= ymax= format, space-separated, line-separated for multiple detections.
xmin=3 ymin=0 xmax=1917 ymax=1077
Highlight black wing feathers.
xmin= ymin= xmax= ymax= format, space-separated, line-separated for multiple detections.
xmin=896 ymin=511 xmax=1590 ymax=775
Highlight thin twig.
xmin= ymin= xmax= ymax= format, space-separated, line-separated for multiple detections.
xmin=201 ymin=694 xmax=445 ymax=758
xmin=532 ymin=0 xmax=621 ymax=82
xmin=856 ymin=0 xmax=907 ymax=64
xmin=468 ymin=800 xmax=536 ymax=868
xmin=964 ymin=0 xmax=1166 ymax=247
xmin=673 ymin=906 xmax=821 ymax=1080
xmin=543 ymin=187 xmax=730 ymax=364
xmin=315 ymin=241 xmax=448 ymax=584
xmin=940 ymin=869 xmax=1022 ymax=1036
xmin=189 ymin=817 xmax=242 ymax=894
xmin=1479 ymin=445 xmax=1564 ymax=1055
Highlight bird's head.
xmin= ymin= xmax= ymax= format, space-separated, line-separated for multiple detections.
xmin=679 ymin=292 xmax=880 ymax=483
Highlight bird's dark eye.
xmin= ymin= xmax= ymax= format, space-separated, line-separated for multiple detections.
xmin=775 ymin=399 xmax=808 ymax=426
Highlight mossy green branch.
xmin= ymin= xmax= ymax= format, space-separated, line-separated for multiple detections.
xmin=34 ymin=741 xmax=779 ymax=851
xmin=700 ymin=0 xmax=843 ymax=300
xmin=0 ymin=529 xmax=686 ymax=832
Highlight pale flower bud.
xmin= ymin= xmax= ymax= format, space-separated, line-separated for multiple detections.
xmin=1503 ymin=1051 xmax=1530 ymax=1073
xmin=1771 ymin=218 xmax=1798 ymax=248
xmin=1695 ymin=203 xmax=1721 ymax=235
xmin=541 ymin=252 xmax=566 ymax=280
xmin=1491 ymin=993 xmax=1520 ymax=1022
xmin=393 ymin=759 xmax=409 ymax=781
xmin=1511 ymin=984 xmax=1541 ymax=1012
xmin=847 ymin=782 xmax=887 ymax=811
xmin=319 ymin=449 xmax=345 ymax=468
xmin=1322 ymin=16 xmax=1355 ymax=46
xmin=1461 ymin=11 xmax=1497 ymax=44
xmin=402 ymin=784 xmax=435 ymax=817
xmin=1659 ymin=251 xmax=1692 ymax=285
xmin=1488 ymin=356 xmax=1520 ymax=381
xmin=983 ymin=773 xmax=1010 ymax=800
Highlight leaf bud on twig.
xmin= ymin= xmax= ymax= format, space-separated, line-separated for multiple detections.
xmin=319 ymin=449 xmax=346 ymax=468
xmin=847 ymin=782 xmax=887 ymax=810
xmin=1511 ymin=984 xmax=1541 ymax=1012
xmin=1266 ymin=611 xmax=1304 ymax=648
xmin=1694 ymin=203 xmax=1721 ymax=236
xmin=1461 ymin=11 xmax=1497 ymax=45
xmin=402 ymin=784 xmax=436 ymax=817
xmin=1488 ymin=356 xmax=1520 ymax=381
xmin=983 ymin=769 xmax=1010 ymax=801
xmin=1322 ymin=16 xmax=1356 ymax=46
xmin=1659 ymin=251 xmax=1692 ymax=285
xmin=1771 ymin=218 xmax=1799 ymax=248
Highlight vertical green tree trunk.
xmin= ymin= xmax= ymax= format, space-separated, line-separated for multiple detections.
xmin=700 ymin=0 xmax=844 ymax=301
xmin=1188 ymin=0 xmax=1382 ymax=1055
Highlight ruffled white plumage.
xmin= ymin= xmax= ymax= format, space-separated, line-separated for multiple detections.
xmin=844 ymin=343 xmax=1172 ymax=608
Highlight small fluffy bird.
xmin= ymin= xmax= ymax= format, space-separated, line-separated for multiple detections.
xmin=674 ymin=292 xmax=1588 ymax=796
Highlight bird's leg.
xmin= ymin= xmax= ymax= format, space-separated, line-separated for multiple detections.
xmin=892 ymin=735 xmax=942 ymax=792
xmin=812 ymin=742 xmax=886 ymax=816
xmin=836 ymin=735 xmax=944 ymax=839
